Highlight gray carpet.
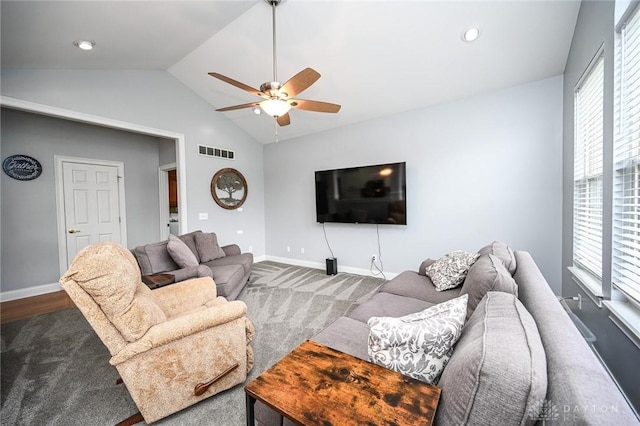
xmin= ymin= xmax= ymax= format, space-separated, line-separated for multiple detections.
xmin=1 ymin=261 xmax=386 ymax=426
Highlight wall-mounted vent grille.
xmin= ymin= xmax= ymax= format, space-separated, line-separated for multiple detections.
xmin=198 ymin=144 xmax=235 ymax=160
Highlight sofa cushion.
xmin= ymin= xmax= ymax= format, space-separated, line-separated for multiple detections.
xmin=436 ymin=291 xmax=547 ymax=425
xmin=195 ymin=232 xmax=226 ymax=262
xmin=367 ymin=294 xmax=468 ymax=384
xmin=204 ymin=252 xmax=254 ymax=276
xmin=348 ymin=292 xmax=435 ymax=323
xmin=63 ymin=243 xmax=167 ymax=342
xmin=478 ymin=240 xmax=516 ymax=275
xmin=311 ymin=316 xmax=372 ymax=361
xmin=167 ymin=234 xmax=199 ymax=268
xmin=425 ymin=251 xmax=480 ymax=291
xmin=459 ymin=254 xmax=518 ymax=320
xmin=378 ymin=271 xmax=462 ymax=304
xmin=132 ymin=241 xmax=178 ymax=275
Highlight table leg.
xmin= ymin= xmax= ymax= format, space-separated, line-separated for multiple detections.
xmin=246 ymin=393 xmax=256 ymax=426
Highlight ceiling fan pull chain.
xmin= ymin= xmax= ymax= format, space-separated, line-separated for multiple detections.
xmin=274 ymin=120 xmax=279 ymax=143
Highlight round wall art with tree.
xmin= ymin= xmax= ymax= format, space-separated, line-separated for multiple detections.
xmin=210 ymin=168 xmax=248 ymax=210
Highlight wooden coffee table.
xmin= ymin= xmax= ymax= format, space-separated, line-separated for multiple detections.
xmin=245 ymin=340 xmax=441 ymax=426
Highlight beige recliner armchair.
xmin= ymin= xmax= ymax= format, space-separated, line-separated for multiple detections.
xmin=60 ymin=242 xmax=254 ymax=424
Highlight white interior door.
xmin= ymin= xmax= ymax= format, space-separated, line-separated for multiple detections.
xmin=62 ymin=161 xmax=122 ymax=265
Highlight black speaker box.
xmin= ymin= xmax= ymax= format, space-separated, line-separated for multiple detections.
xmin=326 ymin=257 xmax=338 ymax=275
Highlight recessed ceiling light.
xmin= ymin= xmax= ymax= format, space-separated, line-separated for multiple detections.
xmin=73 ymin=40 xmax=95 ymax=51
xmin=462 ymin=28 xmax=480 ymax=42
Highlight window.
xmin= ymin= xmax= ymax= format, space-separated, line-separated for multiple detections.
xmin=613 ymin=4 xmax=640 ymax=309
xmin=573 ymin=54 xmax=605 ymax=284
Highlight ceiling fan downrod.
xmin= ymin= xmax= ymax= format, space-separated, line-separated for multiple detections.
xmin=266 ymin=0 xmax=282 ymax=83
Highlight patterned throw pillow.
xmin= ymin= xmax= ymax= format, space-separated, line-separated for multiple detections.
xmin=367 ymin=294 xmax=468 ymax=384
xmin=426 ymin=251 xmax=480 ymax=291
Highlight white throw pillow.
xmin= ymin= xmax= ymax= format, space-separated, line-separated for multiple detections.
xmin=367 ymin=294 xmax=468 ymax=384
xmin=425 ymin=251 xmax=480 ymax=291
xmin=166 ymin=234 xmax=199 ymax=268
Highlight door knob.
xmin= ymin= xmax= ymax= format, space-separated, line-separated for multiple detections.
xmin=68 ymin=229 xmax=81 ymax=234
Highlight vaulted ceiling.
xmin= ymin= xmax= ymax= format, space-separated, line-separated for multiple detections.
xmin=1 ymin=1 xmax=580 ymax=143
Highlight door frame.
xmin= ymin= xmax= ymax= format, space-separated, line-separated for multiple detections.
xmin=54 ymin=155 xmax=128 ymax=276
xmin=158 ymin=162 xmax=176 ymax=241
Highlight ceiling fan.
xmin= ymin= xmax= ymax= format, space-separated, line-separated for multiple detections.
xmin=208 ymin=0 xmax=341 ymax=127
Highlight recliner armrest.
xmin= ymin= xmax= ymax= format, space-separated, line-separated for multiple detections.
xmin=221 ymin=244 xmax=241 ymax=257
xmin=152 ymin=277 xmax=217 ymax=317
xmin=110 ymin=300 xmax=249 ymax=365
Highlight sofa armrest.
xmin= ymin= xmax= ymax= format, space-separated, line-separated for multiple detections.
xmin=221 ymin=244 xmax=241 ymax=257
xmin=152 ymin=277 xmax=217 ymax=317
xmin=165 ymin=265 xmax=212 ymax=283
xmin=378 ymin=270 xmax=461 ymax=304
xmin=110 ymin=300 xmax=248 ymax=365
xmin=418 ymin=258 xmax=437 ymax=276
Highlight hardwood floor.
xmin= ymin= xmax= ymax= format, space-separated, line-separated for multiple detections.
xmin=1 ymin=291 xmax=75 ymax=324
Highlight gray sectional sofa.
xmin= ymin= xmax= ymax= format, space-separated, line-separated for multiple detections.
xmin=132 ymin=230 xmax=253 ymax=300
xmin=255 ymin=243 xmax=638 ymax=425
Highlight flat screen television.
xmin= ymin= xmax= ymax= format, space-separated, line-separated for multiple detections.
xmin=315 ymin=162 xmax=407 ymax=225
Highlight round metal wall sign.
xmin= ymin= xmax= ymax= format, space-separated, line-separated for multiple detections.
xmin=211 ymin=168 xmax=248 ymax=210
xmin=3 ymin=155 xmax=43 ymax=181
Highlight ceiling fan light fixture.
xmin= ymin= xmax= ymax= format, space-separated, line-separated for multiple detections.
xmin=462 ymin=27 xmax=480 ymax=42
xmin=260 ymin=98 xmax=291 ymax=117
xmin=73 ymin=40 xmax=95 ymax=50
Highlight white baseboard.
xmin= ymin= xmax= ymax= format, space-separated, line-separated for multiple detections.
xmin=253 ymin=255 xmax=268 ymax=263
xmin=263 ymin=256 xmax=397 ymax=280
xmin=1 ymin=282 xmax=63 ymax=302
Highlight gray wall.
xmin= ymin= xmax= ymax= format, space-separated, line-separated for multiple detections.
xmin=158 ymin=137 xmax=176 ymax=165
xmin=1 ymin=69 xmax=265 ymax=294
xmin=562 ymin=0 xmax=640 ymax=413
xmin=264 ymin=76 xmax=564 ymax=291
xmin=1 ymin=108 xmax=165 ymax=291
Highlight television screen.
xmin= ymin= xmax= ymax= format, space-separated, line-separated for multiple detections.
xmin=315 ymin=162 xmax=407 ymax=225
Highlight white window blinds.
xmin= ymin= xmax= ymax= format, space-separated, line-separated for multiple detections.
xmin=614 ymin=5 xmax=640 ymax=306
xmin=574 ymin=55 xmax=605 ymax=279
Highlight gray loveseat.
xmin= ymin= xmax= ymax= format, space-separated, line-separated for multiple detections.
xmin=256 ymin=242 xmax=638 ymax=425
xmin=132 ymin=230 xmax=252 ymax=300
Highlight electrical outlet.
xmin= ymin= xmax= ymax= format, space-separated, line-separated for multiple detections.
xmin=372 ymin=254 xmax=377 ymax=262
xmin=287 ymin=246 xmax=291 ymax=253
xmin=301 ymin=247 xmax=305 ymax=254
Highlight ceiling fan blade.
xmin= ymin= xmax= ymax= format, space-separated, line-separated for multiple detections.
xmin=208 ymin=72 xmax=263 ymax=97
xmin=281 ymin=68 xmax=321 ymax=97
xmin=291 ymin=99 xmax=341 ymax=113
xmin=277 ymin=113 xmax=291 ymax=126
xmin=216 ymin=102 xmax=260 ymax=112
